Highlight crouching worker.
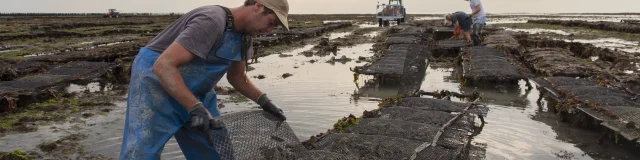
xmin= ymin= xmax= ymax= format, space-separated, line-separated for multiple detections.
xmin=119 ymin=0 xmax=290 ymax=159
xmin=445 ymin=11 xmax=473 ymax=43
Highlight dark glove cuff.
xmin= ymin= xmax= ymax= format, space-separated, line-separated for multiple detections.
xmin=189 ymin=102 xmax=204 ymax=113
xmin=257 ymin=93 xmax=271 ymax=106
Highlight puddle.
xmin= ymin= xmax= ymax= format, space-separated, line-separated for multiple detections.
xmin=323 ymin=20 xmax=354 ymax=24
xmin=414 ymin=16 xmax=442 ymax=21
xmin=418 ymin=65 xmax=597 ymax=159
xmin=96 ymin=41 xmax=132 ymax=47
xmin=624 ymin=70 xmax=635 ymax=74
xmin=356 ymin=78 xmax=401 ymax=99
xmin=77 ymin=41 xmax=94 ymax=45
xmin=486 ymin=14 xmax=640 ymax=25
xmin=503 ymin=27 xmax=574 ymax=35
xmin=364 ymin=31 xmax=381 ymax=38
xmin=0 ymin=120 xmax=82 ymax=153
xmin=560 ymin=38 xmax=640 ymax=53
xmin=23 ymin=53 xmax=54 ymax=57
xmin=0 ymin=49 xmax=19 ymax=53
xmin=357 ymin=23 xmax=379 ymax=28
xmin=0 ymin=100 xmax=128 ymax=157
xmin=287 ymin=45 xmax=316 ymax=56
xmin=0 ymin=45 xmax=29 ymax=51
xmin=65 ymin=82 xmax=114 ymax=93
xmin=493 ymin=16 xmax=640 ymax=23
xmin=487 ymin=19 xmax=528 ymax=25
xmin=218 ymin=43 xmax=381 ymax=140
xmin=327 ymin=32 xmax=352 ymax=40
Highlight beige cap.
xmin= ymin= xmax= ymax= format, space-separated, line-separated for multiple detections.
xmin=256 ymin=0 xmax=290 ymax=31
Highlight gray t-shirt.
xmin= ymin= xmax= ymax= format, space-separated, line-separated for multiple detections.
xmin=145 ymin=5 xmax=253 ymax=60
xmin=470 ymin=0 xmax=486 ymax=18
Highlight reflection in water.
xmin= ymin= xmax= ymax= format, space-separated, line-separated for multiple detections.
xmin=355 ymin=76 xmax=401 ymax=99
xmin=218 ymin=43 xmax=381 ymax=140
xmin=65 ymin=82 xmax=114 ymax=93
xmin=420 ymin=64 xmax=594 ymax=160
xmin=503 ymin=27 xmax=574 ymax=35
xmin=0 ymin=49 xmax=19 ymax=53
xmin=414 ymin=16 xmax=441 ymax=21
xmin=327 ymin=32 xmax=353 ymax=40
xmin=486 ymin=14 xmax=640 ymax=24
xmin=23 ymin=53 xmax=54 ymax=57
xmin=323 ymin=20 xmax=354 ymax=24
xmin=562 ymin=38 xmax=640 ymax=53
xmin=357 ymin=23 xmax=380 ymax=28
xmin=364 ymin=31 xmax=381 ymax=38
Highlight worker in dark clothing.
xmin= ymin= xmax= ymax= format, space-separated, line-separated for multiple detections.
xmin=445 ymin=11 xmax=473 ymax=43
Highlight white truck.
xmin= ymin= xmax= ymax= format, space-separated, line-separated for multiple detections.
xmin=376 ymin=0 xmax=406 ymax=27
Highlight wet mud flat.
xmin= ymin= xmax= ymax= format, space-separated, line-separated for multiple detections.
xmin=361 ymin=18 xmax=640 ymax=158
xmin=527 ymin=19 xmax=640 ymax=34
xmin=514 ymin=35 xmax=640 ymax=86
xmin=0 ymin=16 xmax=173 ymax=116
xmin=478 ymin=28 xmax=640 ymax=158
xmin=0 ymin=14 xmax=359 ymax=114
xmin=0 ymin=14 xmax=381 ymax=159
xmin=1 ymin=61 xmax=122 ymax=110
xmin=524 ymin=48 xmax=601 ymax=77
xmin=490 ymin=22 xmax=640 ymax=53
xmin=2 ymin=14 xmax=640 ymax=159
xmin=299 ymin=22 xmax=488 ymax=159
xmin=254 ymin=22 xmax=352 ymax=49
xmin=404 ymin=18 xmax=640 ymax=159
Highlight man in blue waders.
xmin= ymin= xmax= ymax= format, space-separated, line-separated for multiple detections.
xmin=119 ymin=0 xmax=289 ymax=159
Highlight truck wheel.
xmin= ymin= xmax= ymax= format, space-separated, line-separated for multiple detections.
xmin=378 ymin=19 xmax=383 ymax=27
xmin=382 ymin=21 xmax=389 ymax=27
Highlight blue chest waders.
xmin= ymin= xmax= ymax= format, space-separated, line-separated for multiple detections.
xmin=119 ymin=6 xmax=247 ymax=160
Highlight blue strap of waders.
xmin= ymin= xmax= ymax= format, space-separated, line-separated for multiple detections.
xmin=217 ymin=5 xmax=251 ymax=81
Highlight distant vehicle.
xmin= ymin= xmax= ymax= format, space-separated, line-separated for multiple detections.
xmin=376 ymin=0 xmax=406 ymax=27
xmin=104 ymin=9 xmax=119 ymax=18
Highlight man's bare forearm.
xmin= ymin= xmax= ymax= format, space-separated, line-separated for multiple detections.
xmin=471 ymin=5 xmax=481 ymax=17
xmin=153 ymin=59 xmax=199 ymax=111
xmin=228 ymin=74 xmax=263 ymax=102
xmin=227 ymin=61 xmax=263 ymax=102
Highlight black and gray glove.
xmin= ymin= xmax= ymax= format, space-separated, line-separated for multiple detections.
xmin=185 ymin=102 xmax=224 ymax=146
xmin=257 ymin=94 xmax=287 ymax=121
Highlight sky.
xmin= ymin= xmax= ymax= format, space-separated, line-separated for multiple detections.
xmin=2 ymin=0 xmax=639 ymax=14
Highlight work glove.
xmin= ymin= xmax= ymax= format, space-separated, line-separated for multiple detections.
xmin=185 ymin=102 xmax=225 ymax=146
xmin=257 ymin=94 xmax=287 ymax=121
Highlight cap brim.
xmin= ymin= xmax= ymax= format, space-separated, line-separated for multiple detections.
xmin=274 ymin=10 xmax=289 ymax=31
